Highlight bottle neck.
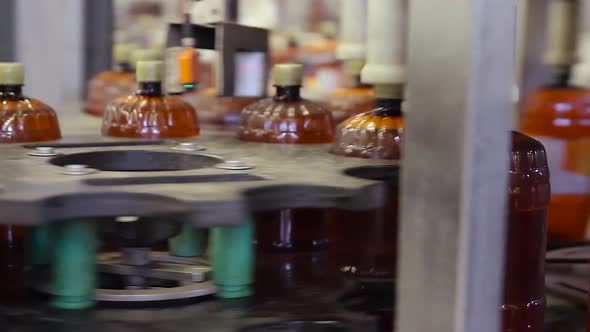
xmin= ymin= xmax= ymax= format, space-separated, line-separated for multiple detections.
xmin=117 ymin=62 xmax=132 ymax=72
xmin=137 ymin=82 xmax=163 ymax=97
xmin=549 ymin=66 xmax=571 ymax=87
xmin=374 ymin=98 xmax=403 ymax=117
xmin=274 ymin=85 xmax=301 ymax=102
xmin=0 ymin=85 xmax=24 ymax=100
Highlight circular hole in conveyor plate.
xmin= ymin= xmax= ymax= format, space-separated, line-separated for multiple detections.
xmin=344 ymin=165 xmax=399 ymax=186
xmin=50 ymin=150 xmax=223 ymax=172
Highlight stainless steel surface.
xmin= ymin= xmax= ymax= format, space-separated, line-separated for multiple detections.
xmin=0 ymin=111 xmax=392 ymax=227
xmin=215 ymin=160 xmax=255 ymax=170
xmin=398 ymin=1 xmax=516 ymax=331
xmin=94 ymin=282 xmax=218 ymax=302
xmin=27 ymin=146 xmax=59 ymax=157
xmin=120 ymin=247 xmax=152 ymax=266
xmin=33 ymin=251 xmax=217 ymax=302
xmin=171 ymin=142 xmax=207 ymax=152
xmin=98 ymin=252 xmax=209 ymax=283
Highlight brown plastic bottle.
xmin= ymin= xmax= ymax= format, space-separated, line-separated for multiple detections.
xmin=0 ymin=62 xmax=62 ymax=301
xmin=102 ymin=60 xmax=199 ymax=139
xmin=501 ymin=131 xmax=550 ymax=332
xmin=519 ymin=0 xmax=588 ymax=243
xmin=328 ymin=85 xmax=403 ymax=281
xmin=520 ymin=73 xmax=590 ymax=243
xmin=239 ymin=64 xmax=334 ymax=143
xmin=0 ymin=64 xmax=62 ymax=143
xmin=320 ymin=60 xmax=376 ymax=124
xmin=183 ymin=88 xmax=260 ymax=128
xmin=0 ymin=225 xmax=26 ymax=302
xmin=85 ymin=44 xmax=136 ymax=117
xmin=239 ymin=64 xmax=335 ymax=298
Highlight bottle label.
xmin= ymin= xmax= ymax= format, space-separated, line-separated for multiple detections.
xmin=532 ymin=135 xmax=590 ymax=194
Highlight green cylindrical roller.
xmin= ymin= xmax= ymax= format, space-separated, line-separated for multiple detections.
xmin=51 ymin=219 xmax=97 ymax=309
xmin=27 ymin=224 xmax=52 ymax=267
xmin=169 ymin=223 xmax=206 ymax=257
xmin=210 ymin=219 xmax=254 ymax=298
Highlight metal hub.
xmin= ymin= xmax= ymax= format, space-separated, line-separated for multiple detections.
xmin=95 ymin=250 xmax=217 ymax=302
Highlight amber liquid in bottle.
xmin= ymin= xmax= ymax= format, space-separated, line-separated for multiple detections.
xmin=85 ymin=63 xmax=135 ymax=117
xmin=502 ymin=131 xmax=550 ymax=332
xmin=0 ymin=85 xmax=62 ymax=142
xmin=328 ymin=98 xmax=403 ymax=281
xmin=0 ymin=82 xmax=61 ymax=302
xmin=102 ymin=81 xmax=199 ymax=139
xmin=0 ymin=226 xmax=25 ymax=303
xmin=240 ymin=82 xmax=335 ymax=298
xmin=520 ymin=71 xmax=590 ymax=242
xmin=239 ymin=85 xmax=334 ymax=144
xmin=332 ymin=98 xmax=403 ymax=160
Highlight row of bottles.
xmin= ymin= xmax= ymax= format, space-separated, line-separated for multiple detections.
xmin=86 ymin=44 xmax=162 ymax=117
xmin=0 ymin=62 xmax=62 ymax=301
xmin=0 ymin=3 xmax=554 ymax=331
xmin=520 ymin=0 xmax=590 ymax=243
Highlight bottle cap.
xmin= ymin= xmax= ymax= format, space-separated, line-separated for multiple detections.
xmin=136 ymin=60 xmax=164 ymax=82
xmin=113 ymin=43 xmax=135 ymax=65
xmin=131 ymin=49 xmax=161 ymax=69
xmin=273 ymin=64 xmax=303 ymax=86
xmin=0 ymin=63 xmax=25 ymax=85
xmin=374 ymin=84 xmax=403 ymax=99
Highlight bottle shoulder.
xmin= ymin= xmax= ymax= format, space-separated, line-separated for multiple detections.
xmin=509 ymin=131 xmax=551 ymax=209
xmin=520 ymin=86 xmax=590 ymax=138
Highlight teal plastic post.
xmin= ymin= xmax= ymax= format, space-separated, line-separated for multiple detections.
xmin=169 ymin=223 xmax=206 ymax=257
xmin=27 ymin=224 xmax=52 ymax=267
xmin=210 ymin=219 xmax=254 ymax=298
xmin=51 ymin=219 xmax=97 ymax=309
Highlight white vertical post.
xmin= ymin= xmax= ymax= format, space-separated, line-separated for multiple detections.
xmin=15 ymin=0 xmax=84 ymax=109
xmin=397 ymin=0 xmax=516 ymax=331
xmin=336 ymin=0 xmax=367 ymax=61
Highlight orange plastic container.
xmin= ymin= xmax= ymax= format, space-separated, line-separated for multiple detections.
xmin=520 ymin=83 xmax=590 ymax=242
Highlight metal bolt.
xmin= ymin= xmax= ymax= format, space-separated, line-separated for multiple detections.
xmin=61 ymin=164 xmax=97 ymax=175
xmin=215 ymin=160 xmax=254 ymax=170
xmin=116 ymin=216 xmax=140 ymax=223
xmin=171 ymin=142 xmax=206 ymax=152
xmin=28 ymin=146 xmax=58 ymax=157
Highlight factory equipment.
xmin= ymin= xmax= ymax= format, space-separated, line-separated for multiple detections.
xmin=0 ymin=0 xmax=586 ymax=331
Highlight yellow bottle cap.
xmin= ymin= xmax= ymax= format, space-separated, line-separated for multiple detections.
xmin=0 ymin=62 xmax=25 ymax=85
xmin=131 ymin=49 xmax=161 ymax=69
xmin=113 ymin=43 xmax=135 ymax=64
xmin=136 ymin=60 xmax=164 ymax=82
xmin=273 ymin=63 xmax=303 ymax=86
